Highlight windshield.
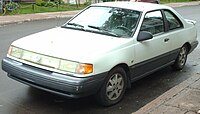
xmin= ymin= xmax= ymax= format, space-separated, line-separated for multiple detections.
xmin=63 ymin=6 xmax=141 ymax=38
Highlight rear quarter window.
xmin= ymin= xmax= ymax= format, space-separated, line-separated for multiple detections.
xmin=164 ymin=10 xmax=183 ymax=31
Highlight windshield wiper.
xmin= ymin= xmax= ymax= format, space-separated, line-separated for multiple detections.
xmin=61 ymin=22 xmax=85 ymax=31
xmin=67 ymin=23 xmax=84 ymax=28
xmin=88 ymin=25 xmax=121 ymax=37
xmin=88 ymin=25 xmax=101 ymax=30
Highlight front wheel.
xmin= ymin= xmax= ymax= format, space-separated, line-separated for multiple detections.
xmin=96 ymin=67 xmax=127 ymax=106
xmin=172 ymin=45 xmax=188 ymax=70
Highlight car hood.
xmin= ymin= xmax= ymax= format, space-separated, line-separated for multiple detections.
xmin=11 ymin=27 xmax=129 ymax=62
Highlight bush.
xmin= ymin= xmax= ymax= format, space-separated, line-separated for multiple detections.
xmin=36 ymin=0 xmax=45 ymax=6
xmin=40 ymin=2 xmax=46 ymax=6
xmin=36 ymin=0 xmax=59 ymax=7
xmin=84 ymin=0 xmax=92 ymax=5
xmin=55 ymin=0 xmax=65 ymax=5
xmin=44 ymin=1 xmax=57 ymax=7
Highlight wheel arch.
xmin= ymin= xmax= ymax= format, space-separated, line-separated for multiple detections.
xmin=109 ymin=63 xmax=132 ymax=88
xmin=183 ymin=42 xmax=191 ymax=53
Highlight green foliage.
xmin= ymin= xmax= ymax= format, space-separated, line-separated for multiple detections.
xmin=40 ymin=2 xmax=46 ymax=6
xmin=36 ymin=0 xmax=45 ymax=6
xmin=55 ymin=0 xmax=65 ymax=5
xmin=44 ymin=1 xmax=57 ymax=7
xmin=36 ymin=0 xmax=65 ymax=7
xmin=83 ymin=0 xmax=92 ymax=5
xmin=13 ymin=3 xmax=87 ymax=15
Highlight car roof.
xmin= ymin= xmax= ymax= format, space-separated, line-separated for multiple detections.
xmin=91 ymin=2 xmax=171 ymax=12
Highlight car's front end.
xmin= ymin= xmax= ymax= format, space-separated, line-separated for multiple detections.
xmin=2 ymin=57 xmax=106 ymax=98
xmin=1 ymin=25 xmax=131 ymax=97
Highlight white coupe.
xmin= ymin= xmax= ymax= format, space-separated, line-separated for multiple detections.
xmin=2 ymin=2 xmax=198 ymax=106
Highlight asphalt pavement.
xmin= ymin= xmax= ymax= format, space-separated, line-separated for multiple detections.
xmin=1 ymin=1 xmax=200 ymax=114
xmin=0 ymin=10 xmax=78 ymax=26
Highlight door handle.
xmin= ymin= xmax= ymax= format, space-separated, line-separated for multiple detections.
xmin=164 ymin=38 xmax=169 ymax=42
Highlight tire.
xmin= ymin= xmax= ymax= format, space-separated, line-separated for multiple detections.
xmin=1 ymin=8 xmax=6 ymax=15
xmin=96 ymin=67 xmax=127 ymax=106
xmin=0 ymin=5 xmax=6 ymax=16
xmin=6 ymin=2 xmax=20 ymax=15
xmin=172 ymin=45 xmax=188 ymax=70
xmin=155 ymin=1 xmax=159 ymax=4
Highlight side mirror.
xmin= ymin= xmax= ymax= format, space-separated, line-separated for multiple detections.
xmin=137 ymin=31 xmax=153 ymax=41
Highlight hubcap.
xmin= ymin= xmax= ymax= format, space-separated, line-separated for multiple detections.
xmin=178 ymin=47 xmax=187 ymax=66
xmin=106 ymin=73 xmax=124 ymax=101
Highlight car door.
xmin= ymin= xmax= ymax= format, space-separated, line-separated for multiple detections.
xmin=132 ymin=10 xmax=172 ymax=78
xmin=162 ymin=9 xmax=185 ymax=62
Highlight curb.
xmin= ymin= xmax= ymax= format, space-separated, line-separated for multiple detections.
xmin=132 ymin=74 xmax=200 ymax=114
xmin=0 ymin=10 xmax=80 ymax=26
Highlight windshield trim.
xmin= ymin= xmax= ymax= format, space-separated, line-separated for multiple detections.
xmin=61 ymin=25 xmax=122 ymax=38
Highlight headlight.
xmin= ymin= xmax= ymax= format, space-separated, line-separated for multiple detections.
xmin=59 ymin=60 xmax=78 ymax=73
xmin=8 ymin=46 xmax=23 ymax=58
xmin=59 ymin=60 xmax=93 ymax=74
xmin=8 ymin=46 xmax=93 ymax=75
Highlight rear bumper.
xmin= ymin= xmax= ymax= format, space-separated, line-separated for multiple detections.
xmin=2 ymin=57 xmax=107 ymax=98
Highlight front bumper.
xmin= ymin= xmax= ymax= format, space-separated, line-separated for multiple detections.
xmin=2 ymin=57 xmax=107 ymax=98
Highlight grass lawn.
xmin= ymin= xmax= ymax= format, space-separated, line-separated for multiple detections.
xmin=18 ymin=4 xmax=86 ymax=14
xmin=0 ymin=3 xmax=87 ymax=15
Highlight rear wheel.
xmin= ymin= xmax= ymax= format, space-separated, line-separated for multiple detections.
xmin=172 ymin=45 xmax=188 ymax=70
xmin=96 ymin=67 xmax=127 ymax=106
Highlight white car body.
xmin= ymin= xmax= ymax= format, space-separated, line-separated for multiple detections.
xmin=2 ymin=2 xmax=198 ymax=106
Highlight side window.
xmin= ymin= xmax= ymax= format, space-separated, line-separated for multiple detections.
xmin=164 ymin=10 xmax=183 ymax=30
xmin=141 ymin=10 xmax=164 ymax=35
